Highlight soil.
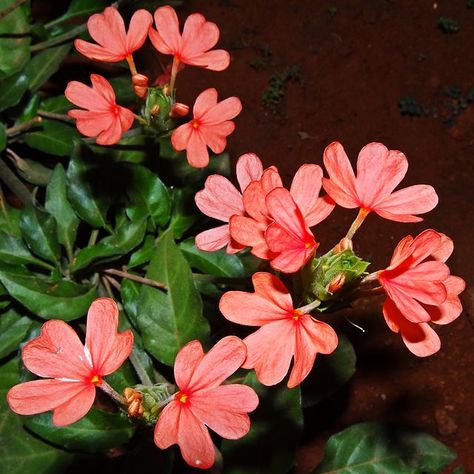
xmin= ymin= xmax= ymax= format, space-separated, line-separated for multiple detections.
xmin=176 ymin=0 xmax=474 ymax=472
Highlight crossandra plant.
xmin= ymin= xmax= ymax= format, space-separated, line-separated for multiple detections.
xmin=0 ymin=1 xmax=466 ymax=472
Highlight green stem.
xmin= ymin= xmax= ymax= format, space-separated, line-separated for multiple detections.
xmin=0 ymin=186 xmax=12 ymax=230
xmin=6 ymin=117 xmax=42 ymax=137
xmin=30 ymin=24 xmax=87 ymax=52
xmin=129 ymin=350 xmax=153 ymax=386
xmin=88 ymin=229 xmax=99 ymax=246
xmin=37 ymin=110 xmax=73 ymax=122
xmin=0 ymin=0 xmax=27 ymax=21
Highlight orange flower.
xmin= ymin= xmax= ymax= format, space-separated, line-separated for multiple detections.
xmin=65 ymin=74 xmax=134 ymax=145
xmin=7 ymin=298 xmax=133 ymax=426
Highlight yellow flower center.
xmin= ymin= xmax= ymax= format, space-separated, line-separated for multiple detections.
xmin=90 ymin=374 xmax=102 ymax=385
xmin=292 ymin=309 xmax=302 ymax=321
xmin=176 ymin=391 xmax=189 ymax=404
xmin=192 ymin=119 xmax=200 ymax=129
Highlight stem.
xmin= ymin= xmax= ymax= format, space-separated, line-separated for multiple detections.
xmin=88 ymin=229 xmax=99 ymax=246
xmin=6 ymin=117 xmax=42 ymax=137
xmin=0 ymin=0 xmax=27 ymax=21
xmin=134 ymin=114 xmax=148 ymax=125
xmin=99 ymin=380 xmax=127 ymax=405
xmin=126 ymin=55 xmax=138 ymax=76
xmin=37 ymin=110 xmax=73 ymax=122
xmin=345 ymin=208 xmax=370 ymax=240
xmin=129 ymin=350 xmax=153 ymax=386
xmin=101 ymin=275 xmax=114 ymax=299
xmin=0 ymin=154 xmax=32 ymax=205
xmin=30 ymin=23 xmax=87 ymax=52
xmin=296 ymin=299 xmax=321 ymax=314
xmin=104 ymin=268 xmax=167 ymax=290
xmin=169 ymin=56 xmax=180 ymax=94
xmin=104 ymin=274 xmax=121 ymax=291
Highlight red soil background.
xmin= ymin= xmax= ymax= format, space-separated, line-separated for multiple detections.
xmin=177 ymin=0 xmax=474 ymax=472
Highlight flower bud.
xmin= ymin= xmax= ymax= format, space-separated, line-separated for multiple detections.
xmin=326 ymin=273 xmax=346 ymax=294
xmin=334 ymin=237 xmax=353 ymax=254
xmin=150 ymin=104 xmax=160 ymax=116
xmin=132 ymin=74 xmax=149 ymax=87
xmin=169 ymin=102 xmax=190 ymax=118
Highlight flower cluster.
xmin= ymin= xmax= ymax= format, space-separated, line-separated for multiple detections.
xmin=66 ymin=5 xmax=240 ymax=168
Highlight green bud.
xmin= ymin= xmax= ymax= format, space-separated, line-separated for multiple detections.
xmin=143 ymin=87 xmax=175 ymax=133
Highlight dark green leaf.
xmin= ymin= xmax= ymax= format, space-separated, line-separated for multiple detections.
xmin=40 ymin=95 xmax=72 ymax=114
xmin=8 ymin=154 xmax=53 ymax=186
xmin=0 ymin=271 xmax=98 ymax=320
xmin=24 ymin=119 xmax=79 ymax=156
xmin=66 ymin=144 xmax=110 ymax=228
xmin=45 ymin=164 xmax=79 ymax=259
xmin=126 ymin=165 xmax=171 ymax=227
xmin=24 ymin=408 xmax=134 ymax=453
xmin=179 ymin=238 xmax=248 ymax=277
xmin=0 ymin=0 xmax=30 ymax=79
xmin=222 ymin=372 xmax=303 ymax=474
xmin=313 ymin=422 xmax=457 ymax=474
xmin=127 ymin=234 xmax=154 ymax=269
xmin=112 ymin=134 xmax=147 ymax=163
xmin=0 ymin=72 xmax=29 ymax=112
xmin=120 ymin=278 xmax=140 ymax=327
xmin=50 ymin=0 xmax=108 ymax=29
xmin=0 ymin=231 xmax=53 ymax=269
xmin=109 ymin=76 xmax=139 ymax=106
xmin=0 ymin=308 xmax=32 ymax=358
xmin=0 ymin=121 xmax=6 ymax=151
xmin=18 ymin=94 xmax=40 ymax=122
xmin=25 ymin=44 xmax=72 ymax=92
xmin=302 ymin=335 xmax=356 ymax=407
xmin=137 ymin=229 xmax=209 ymax=365
xmin=169 ymin=188 xmax=197 ymax=239
xmin=71 ymin=217 xmax=147 ymax=272
xmin=20 ymin=204 xmax=61 ymax=265
xmin=0 ymin=359 xmax=76 ymax=473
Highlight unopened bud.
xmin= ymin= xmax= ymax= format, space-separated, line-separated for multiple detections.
xmin=334 ymin=237 xmax=353 ymax=254
xmin=169 ymin=102 xmax=190 ymax=118
xmin=133 ymin=85 xmax=148 ymax=98
xmin=327 ymin=273 xmax=345 ymax=294
xmin=132 ymin=74 xmax=149 ymax=87
xmin=162 ymin=84 xmax=170 ymax=96
xmin=124 ymin=387 xmax=144 ymax=417
xmin=150 ymin=104 xmax=160 ymax=116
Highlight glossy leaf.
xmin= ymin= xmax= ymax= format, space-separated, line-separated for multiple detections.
xmin=24 ymin=120 xmax=79 ymax=156
xmin=126 ymin=165 xmax=171 ymax=227
xmin=0 ymin=72 xmax=29 ymax=112
xmin=49 ymin=0 xmax=108 ymax=25
xmin=127 ymin=234 xmax=154 ymax=269
xmin=0 ymin=0 xmax=30 ymax=79
xmin=71 ymin=217 xmax=147 ymax=272
xmin=168 ymin=188 xmax=197 ymax=239
xmin=302 ymin=335 xmax=356 ymax=407
xmin=0 ymin=359 xmax=76 ymax=473
xmin=222 ymin=372 xmax=303 ymax=474
xmin=137 ymin=229 xmax=209 ymax=365
xmin=313 ymin=422 xmax=457 ymax=474
xmin=25 ymin=44 xmax=71 ymax=92
xmin=40 ymin=95 xmax=72 ymax=114
xmin=8 ymin=154 xmax=53 ymax=186
xmin=0 ymin=231 xmax=52 ymax=269
xmin=0 ymin=122 xmax=6 ymax=151
xmin=45 ymin=164 xmax=80 ymax=258
xmin=0 ymin=308 xmax=32 ymax=358
xmin=20 ymin=204 xmax=61 ymax=265
xmin=0 ymin=271 xmax=98 ymax=320
xmin=24 ymin=408 xmax=134 ymax=453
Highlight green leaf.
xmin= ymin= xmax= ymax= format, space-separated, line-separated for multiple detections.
xmin=18 ymin=93 xmax=40 ymax=122
xmin=25 ymin=44 xmax=72 ymax=92
xmin=24 ymin=119 xmax=79 ymax=156
xmin=24 ymin=408 xmax=134 ymax=453
xmin=71 ymin=216 xmax=147 ymax=272
xmin=126 ymin=165 xmax=171 ymax=227
xmin=0 ymin=231 xmax=52 ymax=269
xmin=120 ymin=278 xmax=141 ymax=328
xmin=313 ymin=422 xmax=457 ymax=474
xmin=168 ymin=188 xmax=197 ymax=239
xmin=45 ymin=164 xmax=79 ymax=259
xmin=127 ymin=234 xmax=154 ymax=269
xmin=179 ymin=237 xmax=248 ymax=277
xmin=0 ymin=271 xmax=98 ymax=320
xmin=8 ymin=154 xmax=53 ymax=186
xmin=0 ymin=308 xmax=32 ymax=358
xmin=20 ymin=204 xmax=61 ymax=265
xmin=0 ymin=72 xmax=29 ymax=112
xmin=137 ymin=229 xmax=209 ymax=365
xmin=40 ymin=94 xmax=72 ymax=114
xmin=50 ymin=0 xmax=108 ymax=29
xmin=66 ymin=144 xmax=111 ymax=228
xmin=222 ymin=372 xmax=303 ymax=474
xmin=0 ymin=0 xmax=30 ymax=79
xmin=0 ymin=121 xmax=6 ymax=151
xmin=0 ymin=359 xmax=76 ymax=473
xmin=302 ymin=335 xmax=356 ymax=407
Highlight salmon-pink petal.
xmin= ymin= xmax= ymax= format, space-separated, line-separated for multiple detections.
xmin=373 ymin=209 xmax=423 ymax=223
xmin=188 ymin=336 xmax=246 ymax=392
xmin=270 ymin=244 xmax=316 ymax=274
xmin=388 ymin=235 xmax=414 ymax=267
xmin=200 ymin=122 xmax=235 ymax=154
xmin=88 ymin=7 xmax=126 ymax=54
xmin=243 ymin=319 xmax=295 ymax=386
xmin=184 ymin=49 xmax=230 ymax=71
xmin=201 ymin=97 xmax=242 ymax=124
xmin=305 ymin=195 xmax=336 ymax=227
xmin=323 ymin=141 xmax=358 ymax=206
xmin=70 ymin=110 xmax=113 ymax=137
xmin=22 ymin=320 xmax=91 ymax=380
xmin=178 ymin=407 xmax=215 ymax=469
xmin=226 ymin=238 xmax=245 ymax=254
xmin=193 ymin=88 xmax=218 ymax=118
xmin=242 ymin=181 xmax=270 ymax=222
xmin=96 ymin=117 xmax=122 ymax=145
xmin=126 ymin=9 xmax=153 ymax=52
xmin=150 ymin=6 xmax=181 ymax=55
xmin=191 ymin=385 xmax=257 ymax=439
xmin=117 ymin=106 xmax=134 ymax=132
xmin=427 ymin=276 xmax=465 ymax=325
xmin=7 ymin=379 xmax=91 ymax=417
xmin=195 ymin=174 xmax=243 ymax=222
xmin=65 ymin=81 xmax=109 ymax=111
xmin=355 ymin=143 xmax=408 ymax=207
xmin=195 ymin=225 xmax=230 ymax=251
xmin=375 ymin=184 xmax=438 ymax=216
xmin=52 ymin=384 xmax=96 ymax=426
xmin=186 ymin=131 xmax=209 ymax=168
xmin=74 ymin=40 xmax=124 ymax=62
xmin=90 ymin=74 xmax=115 ymax=104
xmin=154 ymin=400 xmax=180 ymax=449
xmin=383 ymin=284 xmax=432 ymax=323
xmin=252 ymin=272 xmax=294 ymax=311
xmin=431 ymin=233 xmax=454 ymax=262
xmin=290 ymin=164 xmax=323 ymax=216
xmin=171 ymin=122 xmax=193 ymax=151
xmin=174 ymin=340 xmax=205 ymax=390
xmin=261 ymin=167 xmax=283 ymax=192
xmin=229 ymin=215 xmax=273 ymax=259
xmin=236 ymin=153 xmax=264 ymax=192
xmin=181 ymin=13 xmax=219 ymax=56
xmin=391 ymin=277 xmax=447 ymax=306
xmin=85 ymin=298 xmax=133 ymax=375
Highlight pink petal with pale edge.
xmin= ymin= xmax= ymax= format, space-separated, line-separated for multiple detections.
xmin=126 ymin=10 xmax=153 ymax=52
xmin=229 ymin=215 xmax=273 ymax=259
xmin=74 ymin=40 xmax=124 ymax=62
xmin=181 ymin=13 xmax=219 ymax=56
xmin=174 ymin=340 xmax=205 ymax=390
xmin=52 ymin=384 xmax=96 ymax=426
xmin=150 ymin=6 xmax=181 ymax=55
xmin=87 ymin=7 xmax=126 ymax=56
xmin=201 ymin=97 xmax=242 ymax=124
xmin=195 ymin=225 xmax=231 ymax=251
xmin=431 ymin=233 xmax=454 ymax=262
xmin=193 ymin=88 xmax=218 ymax=118
xmin=426 ymin=275 xmax=465 ymax=325
xmin=236 ymin=153 xmax=264 ymax=192
xmin=184 ymin=49 xmax=230 ymax=71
